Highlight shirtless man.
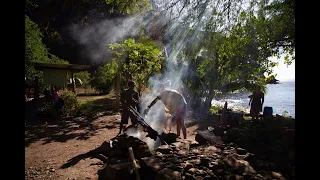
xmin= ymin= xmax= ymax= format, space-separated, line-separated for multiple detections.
xmin=144 ymin=86 xmax=188 ymax=139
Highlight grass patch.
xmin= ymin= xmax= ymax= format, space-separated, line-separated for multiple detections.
xmin=76 ymin=89 xmax=118 ymax=118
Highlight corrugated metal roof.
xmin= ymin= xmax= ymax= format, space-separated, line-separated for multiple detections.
xmin=32 ymin=62 xmax=90 ymax=71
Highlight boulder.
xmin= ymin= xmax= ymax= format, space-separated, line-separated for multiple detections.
xmin=226 ymin=128 xmax=241 ymax=142
xmin=104 ymin=162 xmax=135 ymax=180
xmin=135 ymin=144 xmax=152 ymax=159
xmin=162 ymin=133 xmax=178 ymax=144
xmin=236 ymin=148 xmax=247 ymax=155
xmin=155 ymin=168 xmax=182 ymax=180
xmin=140 ymin=157 xmax=165 ymax=173
xmin=157 ymin=145 xmax=173 ymax=154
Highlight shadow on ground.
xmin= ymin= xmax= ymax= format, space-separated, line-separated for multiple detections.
xmin=60 ymin=138 xmax=112 ymax=169
xmin=25 ymin=95 xmax=119 ymax=147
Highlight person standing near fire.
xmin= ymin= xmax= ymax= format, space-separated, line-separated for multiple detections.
xmin=118 ymin=81 xmax=141 ymax=135
xmin=144 ymin=80 xmax=188 ymax=139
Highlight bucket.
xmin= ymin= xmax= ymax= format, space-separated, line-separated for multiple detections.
xmin=263 ymin=106 xmax=273 ymax=117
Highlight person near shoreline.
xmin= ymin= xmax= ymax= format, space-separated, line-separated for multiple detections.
xmin=144 ymin=83 xmax=188 ymax=139
xmin=118 ymin=81 xmax=140 ymax=135
xmin=249 ymin=85 xmax=264 ymax=120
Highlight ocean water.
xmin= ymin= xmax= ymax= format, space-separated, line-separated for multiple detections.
xmin=211 ymin=80 xmax=295 ymax=118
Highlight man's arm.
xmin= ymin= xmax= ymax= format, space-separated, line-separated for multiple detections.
xmin=261 ymin=93 xmax=264 ymax=106
xmin=144 ymin=96 xmax=160 ymax=115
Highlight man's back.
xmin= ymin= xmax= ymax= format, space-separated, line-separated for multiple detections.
xmin=159 ymin=89 xmax=187 ymax=114
xmin=121 ymin=89 xmax=139 ymax=108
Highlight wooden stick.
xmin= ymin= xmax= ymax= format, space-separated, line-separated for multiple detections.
xmin=128 ymin=147 xmax=140 ymax=180
xmin=220 ymin=101 xmax=228 ymax=122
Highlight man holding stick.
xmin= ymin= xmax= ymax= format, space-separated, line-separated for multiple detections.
xmin=118 ymin=81 xmax=140 ymax=135
xmin=144 ymin=84 xmax=188 ymax=139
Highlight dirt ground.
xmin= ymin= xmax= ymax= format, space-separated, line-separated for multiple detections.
xmin=25 ymin=114 xmax=201 ymax=180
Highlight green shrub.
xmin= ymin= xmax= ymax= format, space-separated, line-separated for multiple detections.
xmin=78 ymin=101 xmax=96 ymax=119
xmin=210 ymin=105 xmax=223 ymax=114
xmin=60 ymin=90 xmax=79 ymax=116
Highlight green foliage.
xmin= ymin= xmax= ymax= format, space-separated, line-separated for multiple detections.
xmin=282 ymin=110 xmax=289 ymax=117
xmin=78 ymin=101 xmax=96 ymax=119
xmin=108 ymin=36 xmax=165 ymax=93
xmin=105 ymin=0 xmax=151 ymax=15
xmin=25 ymin=14 xmax=69 ymax=85
xmin=210 ymin=105 xmax=223 ymax=114
xmin=90 ymin=61 xmax=118 ymax=94
xmin=60 ymin=90 xmax=79 ymax=116
xmin=74 ymin=71 xmax=92 ymax=88
xmin=265 ymin=74 xmax=278 ymax=84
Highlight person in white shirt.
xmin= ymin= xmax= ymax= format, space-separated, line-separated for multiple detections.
xmin=144 ymin=82 xmax=188 ymax=139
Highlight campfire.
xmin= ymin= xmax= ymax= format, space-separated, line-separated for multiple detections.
xmin=88 ymin=115 xmax=291 ymax=180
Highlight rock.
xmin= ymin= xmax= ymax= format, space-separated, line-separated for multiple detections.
xmin=166 ymin=164 xmax=183 ymax=171
xmin=236 ymin=148 xmax=247 ymax=155
xmin=93 ymin=141 xmax=111 ymax=156
xmin=156 ymin=151 xmax=163 ymax=158
xmin=200 ymin=158 xmax=211 ymax=167
xmin=171 ymin=141 xmax=190 ymax=151
xmin=140 ymin=157 xmax=165 ymax=173
xmin=104 ymin=162 xmax=135 ymax=180
xmin=223 ymin=150 xmax=233 ymax=155
xmin=195 ymin=131 xmax=221 ymax=145
xmin=178 ymin=150 xmax=189 ymax=156
xmin=203 ymin=175 xmax=213 ymax=180
xmin=162 ymin=133 xmax=178 ymax=144
xmin=185 ymin=173 xmax=196 ymax=180
xmin=191 ymin=149 xmax=200 ymax=154
xmin=135 ymin=144 xmax=152 ymax=159
xmin=139 ymin=157 xmax=166 ymax=179
xmin=155 ymin=168 xmax=182 ymax=180
xmin=215 ymin=169 xmax=225 ymax=176
xmin=190 ymin=141 xmax=200 ymax=149
xmin=271 ymin=172 xmax=286 ymax=180
xmin=234 ymin=160 xmax=256 ymax=175
xmin=243 ymin=153 xmax=256 ymax=164
xmin=184 ymin=162 xmax=194 ymax=171
xmin=157 ymin=145 xmax=173 ymax=154
xmin=195 ymin=176 xmax=204 ymax=180
xmin=226 ymin=113 xmax=241 ymax=127
xmin=212 ymin=126 xmax=225 ymax=136
xmin=218 ymin=159 xmax=227 ymax=169
xmin=196 ymin=169 xmax=207 ymax=177
xmin=205 ymin=169 xmax=214 ymax=177
xmin=195 ymin=133 xmax=208 ymax=145
xmin=209 ymin=161 xmax=219 ymax=171
xmin=225 ymin=174 xmax=244 ymax=180
xmin=188 ymin=159 xmax=201 ymax=166
xmin=226 ymin=128 xmax=240 ymax=142
xmin=188 ymin=168 xmax=197 ymax=175
xmin=202 ymin=146 xmax=220 ymax=154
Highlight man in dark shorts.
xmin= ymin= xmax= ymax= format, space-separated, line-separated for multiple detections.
xmin=144 ymin=86 xmax=188 ymax=139
xmin=118 ymin=81 xmax=140 ymax=135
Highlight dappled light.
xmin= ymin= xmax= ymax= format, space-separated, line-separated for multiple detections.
xmin=25 ymin=0 xmax=294 ymax=179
